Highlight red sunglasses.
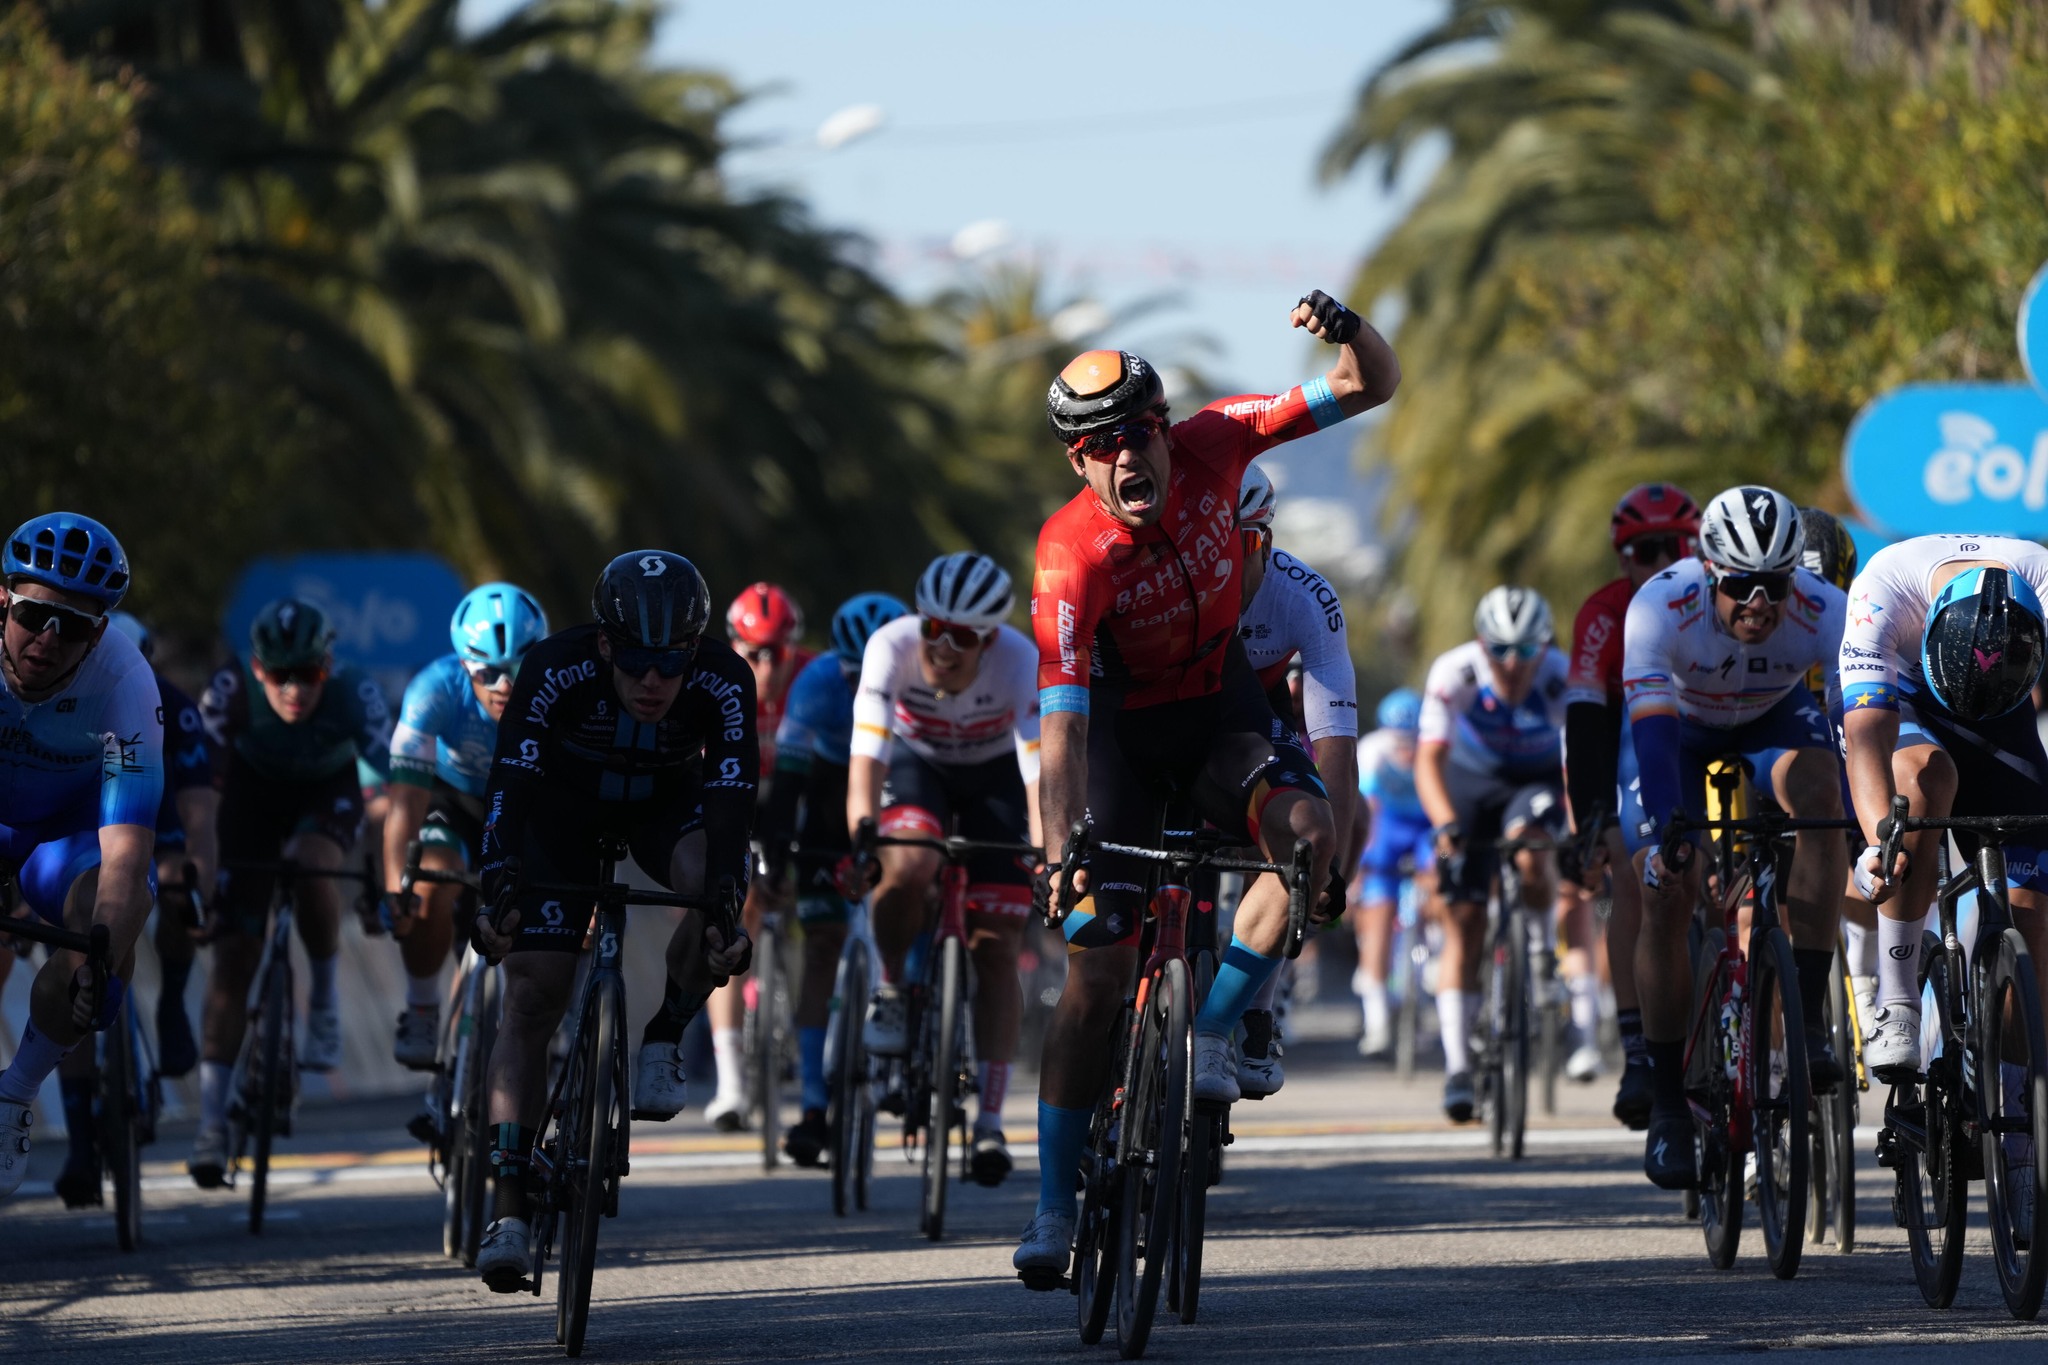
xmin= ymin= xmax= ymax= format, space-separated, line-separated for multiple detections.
xmin=919 ymin=617 xmax=992 ymax=650
xmin=1069 ymin=414 xmax=1167 ymax=463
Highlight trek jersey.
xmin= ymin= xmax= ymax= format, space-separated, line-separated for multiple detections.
xmin=1237 ymin=547 xmax=1357 ymax=743
xmin=756 ymin=646 xmax=816 ymax=773
xmin=1032 ymin=381 xmax=1350 ymax=715
xmin=1564 ymin=577 xmax=1635 ymax=709
xmin=155 ymin=672 xmax=219 ymax=833
xmin=0 ymin=627 xmax=164 ymax=833
xmin=201 ymin=659 xmax=390 ymax=786
xmin=480 ymin=624 xmax=760 ymax=890
xmin=1359 ymin=727 xmax=1423 ymax=820
xmin=1838 ymin=535 xmax=2048 ymax=712
xmin=852 ymin=618 xmax=1041 ymax=780
xmin=1418 ymin=641 xmax=1570 ymax=781
xmin=1621 ymin=559 xmax=1846 ymax=730
xmin=389 ymin=654 xmax=498 ymax=796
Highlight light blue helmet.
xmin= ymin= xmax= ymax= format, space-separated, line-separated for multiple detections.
xmin=831 ymin=593 xmax=909 ymax=667
xmin=1375 ymin=688 xmax=1422 ymax=733
xmin=3 ymin=512 xmax=130 ymax=609
xmin=451 ymin=582 xmax=549 ymax=669
xmin=107 ymin=610 xmax=154 ymax=660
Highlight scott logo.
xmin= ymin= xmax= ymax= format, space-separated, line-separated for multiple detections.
xmin=639 ymin=555 xmax=667 ymax=576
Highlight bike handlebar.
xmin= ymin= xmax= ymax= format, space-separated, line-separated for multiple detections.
xmin=874 ymin=832 xmax=1045 ymax=863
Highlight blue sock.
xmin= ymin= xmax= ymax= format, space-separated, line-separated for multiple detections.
xmin=798 ymin=1026 xmax=828 ymax=1113
xmin=1196 ymin=935 xmax=1279 ymax=1039
xmin=1036 ymin=1100 xmax=1092 ymax=1218
xmin=0 ymin=1020 xmax=74 ymax=1105
xmin=307 ymin=953 xmax=339 ymax=1011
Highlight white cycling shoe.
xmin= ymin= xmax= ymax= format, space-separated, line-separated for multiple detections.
xmin=1013 ymin=1207 xmax=1076 ymax=1289
xmin=393 ymin=1004 xmax=440 ymax=1072
xmin=301 ymin=1003 xmax=343 ymax=1073
xmin=478 ymin=1216 xmax=532 ymax=1292
xmin=703 ymin=1090 xmax=747 ymax=1133
xmin=633 ymin=1042 xmax=689 ymax=1120
xmin=0 ymin=1106 xmax=31 ymax=1199
xmin=1565 ymin=1045 xmax=1603 ymax=1084
xmin=188 ymin=1125 xmax=231 ymax=1190
xmin=864 ymin=985 xmax=908 ymax=1057
xmin=1194 ymin=1033 xmax=1241 ymax=1105
xmin=1866 ymin=1004 xmax=1923 ymax=1080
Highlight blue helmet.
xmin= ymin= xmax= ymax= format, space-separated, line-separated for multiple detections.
xmin=1921 ymin=565 xmax=2047 ymax=722
xmin=831 ymin=593 xmax=909 ymax=667
xmin=1375 ymin=687 xmax=1422 ymax=733
xmin=107 ymin=610 xmax=154 ymax=660
xmin=451 ymin=582 xmax=548 ymax=669
xmin=3 ymin=512 xmax=130 ymax=609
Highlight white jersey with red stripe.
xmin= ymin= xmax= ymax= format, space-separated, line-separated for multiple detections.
xmin=1621 ymin=558 xmax=1845 ymax=729
xmin=1839 ymin=534 xmax=2048 ymax=710
xmin=850 ymin=616 xmax=1041 ymax=780
xmin=1235 ymin=547 xmax=1358 ymax=743
xmin=1418 ymin=640 xmax=1570 ymax=779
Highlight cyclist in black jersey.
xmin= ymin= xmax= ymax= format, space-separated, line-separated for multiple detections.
xmin=470 ymin=550 xmax=758 ymax=1292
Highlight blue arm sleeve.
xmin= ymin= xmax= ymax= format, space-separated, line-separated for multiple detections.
xmin=1632 ymin=712 xmax=1685 ymax=842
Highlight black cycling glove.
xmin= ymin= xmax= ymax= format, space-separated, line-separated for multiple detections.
xmin=1297 ymin=289 xmax=1362 ymax=345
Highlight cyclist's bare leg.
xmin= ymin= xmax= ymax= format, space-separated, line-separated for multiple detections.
xmin=487 ymin=952 xmax=577 ymax=1132
xmin=657 ymin=830 xmax=719 ymax=1016
xmin=700 ymin=875 xmax=766 ymax=1117
xmin=967 ymin=909 xmax=1025 ymax=1126
xmin=1603 ymin=826 xmax=1642 ymax=1015
xmin=871 ymin=843 xmax=942 ymax=984
xmin=1356 ymin=896 xmax=1394 ymax=986
xmin=1438 ymin=898 xmax=1485 ymax=998
xmin=396 ymin=844 xmax=463 ymax=979
xmin=1038 ymin=945 xmax=1136 ymax=1109
xmin=1769 ymin=747 xmax=1848 ymax=953
xmin=201 ymin=933 xmax=259 ymax=1066
xmin=796 ymin=921 xmax=845 ymax=1031
xmin=1632 ymin=846 xmax=1701 ymax=1043
xmin=1234 ymin=787 xmax=1338 ymax=954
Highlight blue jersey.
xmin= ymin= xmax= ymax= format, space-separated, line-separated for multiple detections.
xmin=0 ymin=627 xmax=164 ymax=836
xmin=1358 ymin=727 xmax=1423 ymax=822
xmin=389 ymin=653 xmax=498 ymax=797
xmin=775 ymin=655 xmax=855 ymax=770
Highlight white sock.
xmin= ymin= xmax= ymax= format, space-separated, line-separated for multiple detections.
xmin=405 ymin=973 xmax=439 ymax=1010
xmin=1438 ymin=989 xmax=1470 ymax=1074
xmin=977 ymin=1061 xmax=1011 ymax=1129
xmin=1360 ymin=978 xmax=1390 ymax=1037
xmin=1877 ymin=912 xmax=1925 ymax=1009
xmin=200 ymin=1060 xmax=232 ymax=1131
xmin=1843 ymin=918 xmax=1878 ymax=976
xmin=1569 ymin=973 xmax=1601 ymax=1046
xmin=712 ymin=1027 xmax=744 ymax=1098
xmin=307 ymin=953 xmax=339 ymax=1011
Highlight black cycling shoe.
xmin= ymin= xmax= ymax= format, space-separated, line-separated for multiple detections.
xmin=784 ymin=1110 xmax=828 ymax=1168
xmin=55 ymin=1146 xmax=103 ymax=1208
xmin=1644 ymin=1110 xmax=1698 ymax=1191
xmin=1806 ymin=1029 xmax=1843 ymax=1097
xmin=1612 ymin=1055 xmax=1653 ymax=1132
xmin=970 ymin=1129 xmax=1013 ymax=1187
xmin=156 ymin=996 xmax=198 ymax=1080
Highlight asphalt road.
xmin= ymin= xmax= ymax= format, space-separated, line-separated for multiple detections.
xmin=7 ymin=1038 xmax=2048 ymax=1363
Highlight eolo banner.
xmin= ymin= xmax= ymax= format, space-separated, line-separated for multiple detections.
xmin=1842 ymin=264 xmax=2048 ymax=538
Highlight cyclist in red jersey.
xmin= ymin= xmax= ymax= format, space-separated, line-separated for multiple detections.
xmin=1561 ymin=483 xmax=1700 ymax=1131
xmin=1016 ymin=290 xmax=1400 ymax=1284
xmin=702 ymin=582 xmax=814 ymax=1130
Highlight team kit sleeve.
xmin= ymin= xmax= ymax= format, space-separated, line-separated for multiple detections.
xmin=163 ymin=683 xmax=220 ymax=794
xmin=346 ymin=668 xmax=394 ymax=781
xmin=1292 ymin=585 xmax=1358 ymax=743
xmin=1178 ymin=384 xmax=1351 ymax=483
xmin=694 ymin=652 xmax=761 ymax=892
xmin=480 ymin=655 xmax=554 ymax=880
xmin=1839 ymin=558 xmax=1904 ymax=714
xmin=198 ymin=663 xmax=241 ymax=749
xmin=849 ymin=626 xmax=900 ymax=763
xmin=1003 ymin=629 xmax=1044 ymax=784
xmin=1032 ymin=522 xmax=1101 ymax=718
xmin=389 ymin=665 xmax=451 ymax=789
xmin=1415 ymin=650 xmax=1461 ymax=749
xmin=1621 ymin=586 xmax=1685 ymax=837
xmin=99 ymin=658 xmax=167 ymax=829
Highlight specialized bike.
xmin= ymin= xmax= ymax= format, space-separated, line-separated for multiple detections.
xmin=219 ymin=858 xmax=373 ymax=1235
xmin=1048 ymin=819 xmax=1315 ymax=1360
xmin=1871 ymin=799 xmax=2048 ymax=1319
xmin=493 ymin=837 xmax=741 ymax=1357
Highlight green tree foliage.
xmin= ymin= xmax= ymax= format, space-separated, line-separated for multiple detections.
xmin=1325 ymin=0 xmax=2048 ymax=658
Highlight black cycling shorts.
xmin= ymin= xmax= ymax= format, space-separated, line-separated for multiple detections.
xmin=1066 ymin=639 xmax=1325 ymax=952
xmin=215 ymin=752 xmax=365 ymax=935
xmin=1436 ymin=762 xmax=1566 ymax=905
xmin=505 ymin=785 xmax=707 ymax=953
xmin=881 ymin=748 xmax=1034 ymax=900
xmin=793 ymin=760 xmax=854 ymax=928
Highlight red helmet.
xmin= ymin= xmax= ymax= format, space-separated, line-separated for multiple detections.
xmin=725 ymin=582 xmax=803 ymax=648
xmin=1610 ymin=483 xmax=1702 ymax=551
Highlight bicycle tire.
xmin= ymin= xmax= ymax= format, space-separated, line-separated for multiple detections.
xmin=440 ymin=962 xmax=473 ymax=1262
xmin=1819 ymin=949 xmax=1856 ymax=1253
xmin=1076 ymin=1058 xmax=1124 ymax=1344
xmin=1981 ymin=928 xmax=2048 ymax=1319
xmin=458 ymin=963 xmax=500 ymax=1266
xmin=1900 ymin=934 xmax=1966 ymax=1309
xmin=1752 ymin=926 xmax=1810 ymax=1280
xmin=828 ymin=937 xmax=869 ymax=1218
xmin=249 ymin=952 xmax=291 ymax=1236
xmin=922 ymin=936 xmax=967 ymax=1241
xmin=1395 ymin=947 xmax=1420 ymax=1084
xmin=1174 ymin=947 xmax=1218 ymax=1324
xmin=1690 ymin=930 xmax=1740 ymax=1269
xmin=752 ymin=920 xmax=784 ymax=1172
xmin=103 ymin=997 xmax=140 ymax=1251
xmin=558 ymin=981 xmax=618 ymax=1358
xmin=1502 ymin=906 xmax=1530 ymax=1161
xmin=1114 ymin=958 xmax=1189 ymax=1360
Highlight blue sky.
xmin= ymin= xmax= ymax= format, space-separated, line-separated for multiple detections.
xmin=467 ymin=0 xmax=1445 ymax=392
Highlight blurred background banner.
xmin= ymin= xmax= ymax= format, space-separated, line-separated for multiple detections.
xmin=224 ymin=553 xmax=465 ymax=693
xmin=1845 ymin=385 xmax=2048 ymax=538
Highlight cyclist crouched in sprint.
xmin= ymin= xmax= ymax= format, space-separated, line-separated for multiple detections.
xmin=190 ymin=598 xmax=391 ymax=1188
xmin=852 ymin=552 xmax=1041 ymax=1187
xmin=470 ymin=551 xmax=756 ymax=1293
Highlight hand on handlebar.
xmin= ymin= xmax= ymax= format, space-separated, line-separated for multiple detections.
xmin=705 ymin=920 xmax=752 ymax=984
xmin=67 ymin=958 xmax=103 ymax=1032
xmin=1431 ymin=822 xmax=1462 ymax=863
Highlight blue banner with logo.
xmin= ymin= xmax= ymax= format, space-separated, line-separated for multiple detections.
xmin=224 ymin=553 xmax=465 ymax=679
xmin=2021 ymin=263 xmax=2048 ymax=394
xmin=1843 ymin=383 xmax=2048 ymax=537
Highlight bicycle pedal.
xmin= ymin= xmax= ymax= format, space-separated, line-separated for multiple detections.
xmin=1016 ymin=1268 xmax=1068 ymax=1292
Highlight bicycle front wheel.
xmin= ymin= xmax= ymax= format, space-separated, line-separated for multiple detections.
xmin=1114 ymin=958 xmax=1189 ymax=1360
xmin=557 ymin=982 xmax=619 ymax=1357
xmin=1172 ymin=947 xmax=1219 ymax=1324
xmin=249 ymin=953 xmax=292 ymax=1236
xmin=922 ymin=936 xmax=967 ymax=1241
xmin=1501 ymin=907 xmax=1530 ymax=1161
xmin=102 ymin=998 xmax=141 ymax=1251
xmin=1752 ymin=926 xmax=1810 ymax=1281
xmin=1900 ymin=934 xmax=1966 ymax=1309
xmin=1981 ymin=928 xmax=2048 ymax=1319
xmin=1690 ymin=931 xmax=1740 ymax=1269
xmin=1815 ymin=947 xmax=1857 ymax=1253
xmin=455 ymin=962 xmax=501 ymax=1266
xmin=753 ymin=920 xmax=784 ymax=1173
xmin=828 ymin=936 xmax=870 ymax=1218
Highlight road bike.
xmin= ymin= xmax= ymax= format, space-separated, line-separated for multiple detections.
xmin=824 ymin=875 xmax=878 ymax=1218
xmin=218 ymin=858 xmax=373 ymax=1235
xmin=743 ymin=845 xmax=796 ymax=1172
xmin=1391 ymin=864 xmax=1438 ymax=1084
xmin=1807 ymin=928 xmax=1864 ymax=1255
xmin=1871 ymin=799 xmax=2048 ymax=1319
xmin=1048 ymin=819 xmax=1314 ymax=1360
xmin=495 ymin=837 xmax=741 ymax=1357
xmin=1476 ymin=830 xmax=1570 ymax=1160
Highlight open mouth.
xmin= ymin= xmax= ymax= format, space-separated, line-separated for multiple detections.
xmin=1117 ymin=472 xmax=1158 ymax=513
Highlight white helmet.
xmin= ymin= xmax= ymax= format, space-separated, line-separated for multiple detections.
xmin=1699 ymin=485 xmax=1803 ymax=575
xmin=1474 ymin=586 xmax=1553 ymax=650
xmin=1238 ymin=465 xmax=1277 ymax=528
xmin=915 ymin=552 xmax=1014 ymax=630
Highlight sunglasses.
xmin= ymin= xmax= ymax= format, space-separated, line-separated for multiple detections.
xmin=257 ymin=662 xmax=329 ymax=687
xmin=1486 ymin=641 xmax=1542 ymax=662
xmin=1070 ymin=414 xmax=1167 ymax=463
xmin=1621 ymin=535 xmax=1686 ymax=566
xmin=611 ymin=637 xmax=698 ymax=679
xmin=463 ymin=659 xmax=521 ymax=689
xmin=1240 ymin=526 xmax=1272 ymax=559
xmin=919 ymin=617 xmax=992 ymax=651
xmin=737 ymin=643 xmax=784 ymax=666
xmin=1710 ymin=569 xmax=1792 ymax=605
xmin=4 ymin=598 xmax=105 ymax=642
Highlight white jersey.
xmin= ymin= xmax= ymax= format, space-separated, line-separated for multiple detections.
xmin=1418 ymin=640 xmax=1570 ymax=779
xmin=851 ymin=616 xmax=1041 ymax=781
xmin=1839 ymin=534 xmax=2048 ymax=709
xmin=1621 ymin=558 xmax=1845 ymax=729
xmin=1236 ymin=548 xmax=1358 ymax=742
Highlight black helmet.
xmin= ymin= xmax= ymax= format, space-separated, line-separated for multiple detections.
xmin=592 ymin=551 xmax=710 ymax=648
xmin=1921 ymin=566 xmax=2047 ymax=722
xmin=250 ymin=598 xmax=335 ymax=670
xmin=1796 ymin=508 xmax=1858 ymax=592
xmin=1046 ymin=349 xmax=1165 ymax=444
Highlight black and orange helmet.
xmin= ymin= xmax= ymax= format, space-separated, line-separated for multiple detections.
xmin=1045 ymin=349 xmax=1165 ymax=444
